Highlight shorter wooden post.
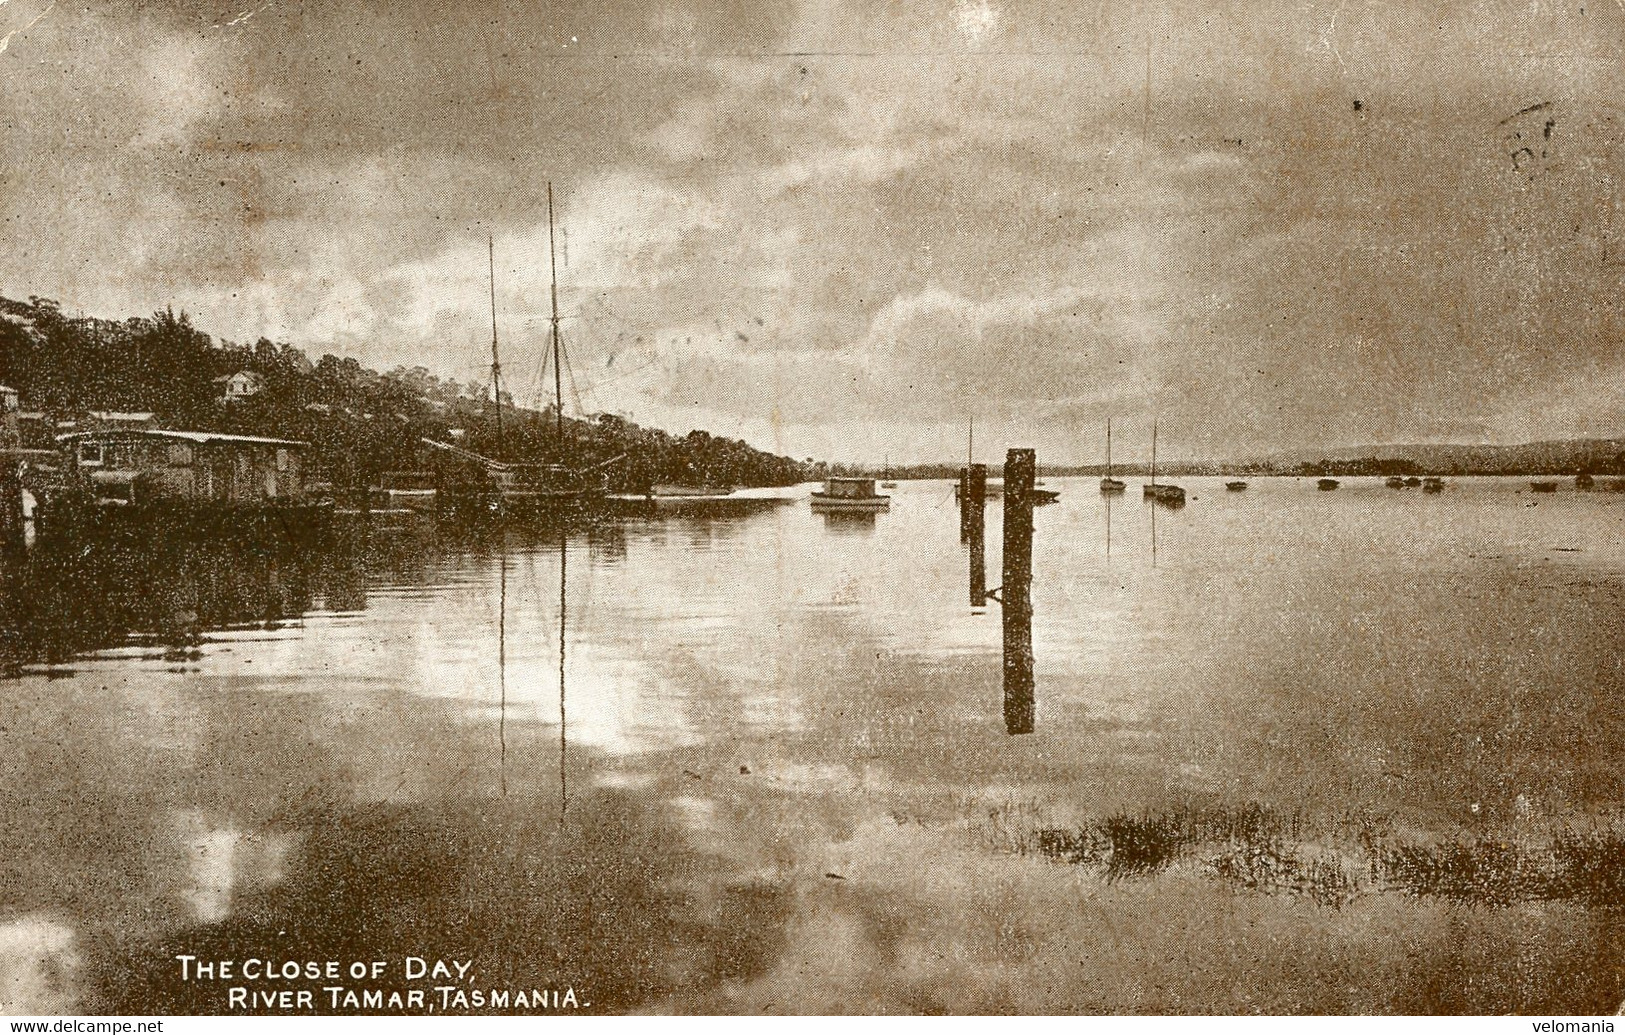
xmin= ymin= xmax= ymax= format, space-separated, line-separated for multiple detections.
xmin=1001 ymin=448 xmax=1035 ymax=735
xmin=968 ymin=463 xmax=987 ymax=609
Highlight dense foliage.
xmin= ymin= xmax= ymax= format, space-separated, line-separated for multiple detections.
xmin=0 ymin=295 xmax=812 ymax=491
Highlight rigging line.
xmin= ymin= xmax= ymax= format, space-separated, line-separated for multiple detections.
xmin=583 ymin=350 xmax=664 ymax=389
xmin=558 ymin=327 xmax=590 ymax=416
xmin=531 ymin=331 xmax=554 ymax=413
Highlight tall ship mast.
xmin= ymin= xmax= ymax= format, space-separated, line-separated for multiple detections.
xmin=488 ymin=235 xmax=503 ymax=457
xmin=547 ymin=182 xmax=564 ymax=454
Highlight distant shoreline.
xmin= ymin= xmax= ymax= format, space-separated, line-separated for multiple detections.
xmin=841 ymin=438 xmax=1625 ymax=481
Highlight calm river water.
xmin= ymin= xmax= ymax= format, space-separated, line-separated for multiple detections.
xmin=5 ymin=476 xmax=1625 ymax=1014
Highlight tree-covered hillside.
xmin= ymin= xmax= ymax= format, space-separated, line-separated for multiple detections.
xmin=0 ymin=295 xmax=812 ymax=491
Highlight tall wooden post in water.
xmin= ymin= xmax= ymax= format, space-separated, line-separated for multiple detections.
xmin=968 ymin=463 xmax=987 ymax=609
xmin=1001 ymin=448 xmax=1035 ymax=734
xmin=958 ymin=467 xmax=971 ymax=541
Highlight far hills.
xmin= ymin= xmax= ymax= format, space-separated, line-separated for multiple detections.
xmin=855 ymin=440 xmax=1625 ymax=480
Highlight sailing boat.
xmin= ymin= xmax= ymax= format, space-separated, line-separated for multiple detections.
xmin=1142 ymin=418 xmax=1186 ymax=506
xmin=954 ymin=416 xmax=1000 ymax=500
xmin=428 ymin=187 xmax=620 ymax=516
xmin=1099 ymin=417 xmax=1126 ymax=494
xmin=881 ymin=455 xmax=897 ymax=489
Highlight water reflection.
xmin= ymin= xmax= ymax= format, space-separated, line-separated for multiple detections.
xmin=6 ymin=482 xmax=1625 ymax=1013
xmin=1103 ymin=490 xmax=1113 ymax=561
xmin=819 ymin=509 xmax=878 ymax=534
xmin=0 ymin=536 xmax=342 ymax=672
xmin=556 ymin=529 xmax=568 ymax=824
xmin=498 ymin=548 xmax=508 ymax=798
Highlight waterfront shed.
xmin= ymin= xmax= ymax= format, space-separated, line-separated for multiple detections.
xmin=56 ymin=428 xmax=308 ymax=505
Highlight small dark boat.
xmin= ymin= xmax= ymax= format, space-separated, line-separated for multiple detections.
xmin=1144 ymin=484 xmax=1186 ymax=506
xmin=1422 ymin=476 xmax=1444 ymax=493
xmin=1225 ymin=480 xmax=1248 ymax=491
xmin=1033 ymin=488 xmax=1061 ymax=506
xmin=1576 ymin=473 xmax=1595 ymax=490
xmin=1385 ymin=476 xmax=1406 ymax=489
xmin=1403 ymin=476 xmax=1421 ymax=487
xmin=1531 ymin=481 xmax=1558 ymax=493
xmin=1317 ymin=478 xmax=1339 ymax=491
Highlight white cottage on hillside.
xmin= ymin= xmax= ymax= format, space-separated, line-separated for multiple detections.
xmin=216 ymin=370 xmax=266 ymax=403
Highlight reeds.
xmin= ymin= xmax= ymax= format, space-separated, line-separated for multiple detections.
xmin=1033 ymin=804 xmax=1625 ymax=910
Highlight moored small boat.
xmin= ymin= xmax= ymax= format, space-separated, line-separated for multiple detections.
xmin=1099 ymin=418 xmax=1126 ymax=494
xmin=810 ymin=477 xmax=891 ymax=510
xmin=650 ymin=483 xmax=730 ymax=498
xmin=1317 ymin=478 xmax=1339 ymax=491
xmin=1403 ymin=476 xmax=1421 ymax=487
xmin=1385 ymin=476 xmax=1406 ymax=489
xmin=1225 ymin=480 xmax=1248 ymax=491
xmin=1144 ymin=483 xmax=1186 ymax=505
xmin=1531 ymin=480 xmax=1558 ymax=493
xmin=1422 ymin=476 xmax=1444 ymax=493
xmin=1576 ymin=473 xmax=1595 ymax=490
xmin=374 ymin=470 xmax=438 ymax=512
xmin=1142 ymin=418 xmax=1185 ymax=506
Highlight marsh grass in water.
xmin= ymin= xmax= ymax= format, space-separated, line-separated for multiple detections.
xmin=1033 ymin=804 xmax=1625 ymax=910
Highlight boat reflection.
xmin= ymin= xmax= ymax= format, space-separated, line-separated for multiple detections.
xmin=819 ymin=509 xmax=878 ymax=534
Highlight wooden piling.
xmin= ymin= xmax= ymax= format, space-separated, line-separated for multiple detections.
xmin=1001 ymin=448 xmax=1035 ymax=735
xmin=958 ymin=467 xmax=971 ymax=541
xmin=968 ymin=462 xmax=987 ymax=608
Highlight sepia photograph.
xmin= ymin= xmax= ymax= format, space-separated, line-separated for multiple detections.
xmin=2 ymin=0 xmax=1625 ymax=1020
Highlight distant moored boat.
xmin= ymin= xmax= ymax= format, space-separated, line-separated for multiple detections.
xmin=1576 ymin=473 xmax=1595 ymax=490
xmin=1142 ymin=418 xmax=1186 ymax=505
xmin=811 ymin=477 xmax=891 ymax=510
xmin=1317 ymin=478 xmax=1340 ymax=491
xmin=1099 ymin=418 xmax=1126 ymax=494
xmin=1531 ymin=481 xmax=1558 ymax=493
xmin=1385 ymin=476 xmax=1406 ymax=489
xmin=1225 ymin=480 xmax=1248 ymax=491
xmin=1422 ymin=477 xmax=1444 ymax=493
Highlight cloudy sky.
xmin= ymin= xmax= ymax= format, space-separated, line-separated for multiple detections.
xmin=2 ymin=0 xmax=1623 ymax=464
